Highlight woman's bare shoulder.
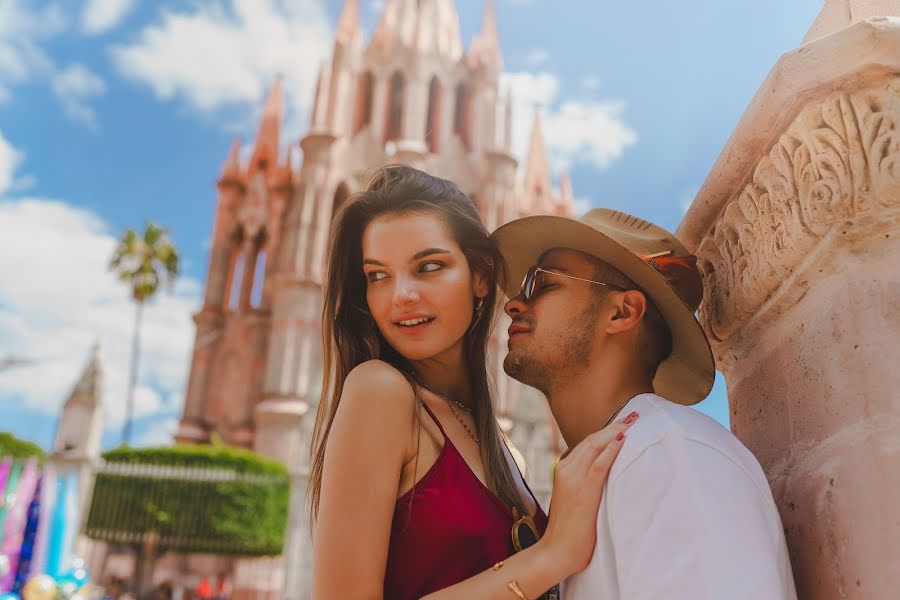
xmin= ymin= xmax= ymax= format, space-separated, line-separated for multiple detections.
xmin=339 ymin=360 xmax=418 ymax=421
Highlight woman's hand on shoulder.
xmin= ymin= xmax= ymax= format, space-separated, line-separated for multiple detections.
xmin=539 ymin=412 xmax=639 ymax=576
xmin=311 ymin=360 xmax=417 ymax=598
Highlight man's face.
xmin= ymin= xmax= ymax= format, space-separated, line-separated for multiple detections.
xmin=503 ymin=248 xmax=606 ymax=395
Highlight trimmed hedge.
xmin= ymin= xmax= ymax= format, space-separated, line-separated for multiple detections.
xmin=0 ymin=432 xmax=45 ymax=462
xmin=84 ymin=444 xmax=289 ymax=556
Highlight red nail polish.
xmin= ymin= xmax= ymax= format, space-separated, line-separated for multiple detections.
xmin=624 ymin=411 xmax=639 ymax=424
xmin=616 ymin=432 xmax=625 ymax=441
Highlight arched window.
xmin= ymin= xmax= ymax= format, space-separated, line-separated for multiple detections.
xmin=223 ymin=229 xmax=245 ymax=311
xmin=425 ymin=76 xmax=442 ymax=153
xmin=453 ymin=82 xmax=472 ymax=150
xmin=250 ymin=249 xmax=267 ymax=308
xmin=227 ymin=250 xmax=245 ymax=311
xmin=384 ymin=71 xmax=405 ymax=144
xmin=353 ymin=71 xmax=374 ymax=135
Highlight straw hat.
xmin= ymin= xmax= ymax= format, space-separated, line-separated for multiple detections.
xmin=491 ymin=208 xmax=715 ymax=406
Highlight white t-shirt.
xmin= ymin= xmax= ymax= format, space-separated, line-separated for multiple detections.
xmin=561 ymin=393 xmax=797 ymax=600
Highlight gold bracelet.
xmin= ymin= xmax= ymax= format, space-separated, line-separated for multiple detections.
xmin=492 ymin=561 xmax=505 ymax=571
xmin=507 ymin=580 xmax=529 ymax=600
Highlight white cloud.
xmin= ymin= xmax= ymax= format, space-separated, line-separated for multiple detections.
xmin=0 ymin=2 xmax=104 ymax=126
xmin=0 ymin=130 xmax=23 ymax=195
xmin=135 ymin=416 xmax=179 ymax=448
xmin=543 ymin=100 xmax=637 ymax=170
xmin=110 ymin=0 xmax=332 ymax=141
xmin=573 ymin=195 xmax=591 ymax=215
xmin=51 ymin=63 xmax=107 ymax=127
xmin=0 ymin=197 xmax=201 ymax=432
xmin=82 ymin=0 xmax=137 ymax=35
xmin=526 ymin=48 xmax=549 ymax=67
xmin=502 ymin=70 xmax=637 ymax=172
xmin=0 ymin=0 xmax=64 ymax=99
xmin=582 ymin=75 xmax=601 ymax=90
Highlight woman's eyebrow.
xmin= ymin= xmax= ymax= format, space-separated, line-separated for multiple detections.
xmin=363 ymin=248 xmax=451 ymax=267
xmin=411 ymin=248 xmax=451 ymax=261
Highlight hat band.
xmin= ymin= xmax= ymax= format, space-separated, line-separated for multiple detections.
xmin=639 ymin=250 xmax=698 ymax=275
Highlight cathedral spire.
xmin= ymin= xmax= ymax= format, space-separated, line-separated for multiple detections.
xmin=53 ymin=343 xmax=103 ymax=456
xmin=220 ymin=137 xmax=242 ymax=180
xmin=335 ymin=0 xmax=361 ymax=47
xmin=558 ymin=171 xmax=576 ymax=216
xmin=372 ymin=0 xmax=463 ymax=60
xmin=66 ymin=343 xmax=102 ymax=409
xmin=523 ymin=107 xmax=552 ymax=205
xmin=310 ymin=62 xmax=331 ymax=131
xmin=470 ymin=0 xmax=502 ymax=69
xmin=250 ymin=77 xmax=283 ymax=171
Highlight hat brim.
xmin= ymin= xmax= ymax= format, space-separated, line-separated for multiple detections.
xmin=492 ymin=215 xmax=715 ymax=406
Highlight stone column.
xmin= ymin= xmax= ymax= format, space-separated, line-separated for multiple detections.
xmin=678 ymin=12 xmax=900 ymax=600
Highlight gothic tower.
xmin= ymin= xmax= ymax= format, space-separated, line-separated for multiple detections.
xmin=54 ymin=344 xmax=103 ymax=459
xmin=176 ymin=2 xmax=574 ymax=594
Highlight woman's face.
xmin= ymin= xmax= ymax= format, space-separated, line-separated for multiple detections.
xmin=362 ymin=211 xmax=487 ymax=362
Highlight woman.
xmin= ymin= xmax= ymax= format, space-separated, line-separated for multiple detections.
xmin=309 ymin=165 xmax=635 ymax=599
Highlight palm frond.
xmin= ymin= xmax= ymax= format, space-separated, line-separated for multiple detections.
xmin=109 ymin=222 xmax=181 ymax=302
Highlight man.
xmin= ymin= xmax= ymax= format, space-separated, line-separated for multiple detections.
xmin=492 ymin=208 xmax=797 ymax=599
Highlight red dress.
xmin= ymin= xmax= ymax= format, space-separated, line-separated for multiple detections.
xmin=383 ymin=401 xmax=549 ymax=600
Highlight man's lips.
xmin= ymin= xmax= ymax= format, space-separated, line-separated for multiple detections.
xmin=507 ymin=323 xmax=531 ymax=338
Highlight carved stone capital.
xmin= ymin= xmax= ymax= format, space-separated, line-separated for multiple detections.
xmin=695 ymin=78 xmax=900 ymax=367
xmin=697 ymin=77 xmax=900 ymax=363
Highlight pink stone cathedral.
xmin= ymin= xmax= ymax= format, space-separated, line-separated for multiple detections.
xmin=174 ymin=2 xmax=572 ymax=590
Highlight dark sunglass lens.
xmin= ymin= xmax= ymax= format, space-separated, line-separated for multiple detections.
xmin=523 ymin=267 xmax=537 ymax=301
xmin=515 ymin=522 xmax=539 ymax=550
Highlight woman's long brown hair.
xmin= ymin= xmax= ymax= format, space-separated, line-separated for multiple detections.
xmin=308 ymin=164 xmax=526 ymax=524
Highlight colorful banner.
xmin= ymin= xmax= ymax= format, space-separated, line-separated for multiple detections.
xmin=45 ymin=470 xmax=77 ymax=579
xmin=12 ymin=475 xmax=42 ymax=594
xmin=0 ymin=459 xmax=39 ymax=593
xmin=29 ymin=466 xmax=56 ymax=579
xmin=0 ymin=458 xmax=11 ymax=503
xmin=0 ymin=451 xmax=100 ymax=600
xmin=0 ymin=462 xmax=23 ymax=543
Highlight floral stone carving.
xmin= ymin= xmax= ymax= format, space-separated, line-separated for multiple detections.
xmin=696 ymin=78 xmax=900 ymax=359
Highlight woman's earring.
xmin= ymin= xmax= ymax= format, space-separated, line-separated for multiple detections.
xmin=475 ymin=297 xmax=485 ymax=319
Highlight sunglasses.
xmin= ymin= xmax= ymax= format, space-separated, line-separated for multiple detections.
xmin=511 ymin=506 xmax=540 ymax=552
xmin=518 ymin=265 xmax=626 ymax=303
xmin=512 ymin=507 xmax=560 ymax=599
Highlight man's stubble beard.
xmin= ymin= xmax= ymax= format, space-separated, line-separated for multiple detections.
xmin=503 ymin=298 xmax=602 ymax=397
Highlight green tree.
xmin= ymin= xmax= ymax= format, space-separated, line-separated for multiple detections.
xmin=109 ymin=223 xmax=179 ymax=445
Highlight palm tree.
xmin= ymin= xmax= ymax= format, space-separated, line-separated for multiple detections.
xmin=109 ymin=223 xmax=179 ymax=445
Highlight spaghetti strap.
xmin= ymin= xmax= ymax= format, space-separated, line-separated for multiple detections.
xmin=502 ymin=436 xmax=543 ymax=511
xmin=416 ymin=397 xmax=448 ymax=438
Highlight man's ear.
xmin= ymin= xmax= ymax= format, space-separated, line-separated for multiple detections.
xmin=607 ymin=290 xmax=647 ymax=334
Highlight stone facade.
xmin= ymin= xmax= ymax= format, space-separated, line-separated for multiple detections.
xmin=678 ymin=4 xmax=900 ymax=599
xmin=175 ymin=1 xmax=572 ymax=596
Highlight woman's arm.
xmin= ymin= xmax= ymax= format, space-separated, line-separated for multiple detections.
xmin=311 ymin=360 xmax=418 ymax=598
xmin=422 ymin=417 xmax=636 ymax=599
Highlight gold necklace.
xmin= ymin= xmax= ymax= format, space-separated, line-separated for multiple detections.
xmin=601 ymin=396 xmax=635 ymax=429
xmin=416 ymin=380 xmax=479 ymax=444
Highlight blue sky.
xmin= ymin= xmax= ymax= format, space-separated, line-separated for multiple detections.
xmin=0 ymin=0 xmax=824 ymax=451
